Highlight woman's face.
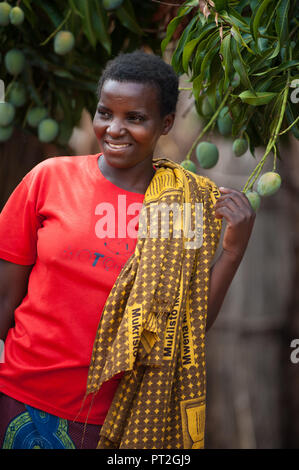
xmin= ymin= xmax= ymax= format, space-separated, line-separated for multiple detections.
xmin=93 ymin=79 xmax=174 ymax=169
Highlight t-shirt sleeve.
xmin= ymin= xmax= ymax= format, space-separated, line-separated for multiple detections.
xmin=0 ymin=174 xmax=42 ymax=265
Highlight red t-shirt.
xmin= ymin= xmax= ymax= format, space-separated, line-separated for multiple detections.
xmin=0 ymin=154 xmax=145 ymax=424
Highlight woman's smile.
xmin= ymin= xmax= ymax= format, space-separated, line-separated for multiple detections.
xmin=104 ymin=140 xmax=133 ymax=152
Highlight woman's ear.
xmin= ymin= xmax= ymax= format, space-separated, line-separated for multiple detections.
xmin=161 ymin=113 xmax=175 ymax=136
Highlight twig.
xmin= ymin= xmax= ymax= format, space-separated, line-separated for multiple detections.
xmin=40 ymin=9 xmax=72 ymax=46
xmin=279 ymin=114 xmax=299 ymax=136
xmin=185 ymin=86 xmax=232 ymax=160
xmin=242 ymin=79 xmax=290 ymax=192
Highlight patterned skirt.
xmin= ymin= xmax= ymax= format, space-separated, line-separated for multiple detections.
xmin=0 ymin=392 xmax=102 ymax=449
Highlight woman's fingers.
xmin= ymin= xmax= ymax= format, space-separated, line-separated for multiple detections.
xmin=216 ymin=187 xmax=254 ymax=217
xmin=214 ymin=187 xmax=255 ymax=225
xmin=214 ymin=204 xmax=235 ymax=221
xmin=218 ymin=187 xmax=252 ymax=209
xmin=215 ymin=196 xmax=239 ymax=211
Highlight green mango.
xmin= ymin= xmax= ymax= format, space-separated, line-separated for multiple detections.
xmin=245 ymin=190 xmax=260 ymax=211
xmin=38 ymin=118 xmax=59 ymax=143
xmin=0 ymin=2 xmax=11 ymax=26
xmin=27 ymin=107 xmax=48 ymax=127
xmin=0 ymin=124 xmax=13 ymax=142
xmin=180 ymin=160 xmax=197 ymax=173
xmin=201 ymin=97 xmax=213 ymax=117
xmin=196 ymin=142 xmax=219 ymax=169
xmin=232 ymin=138 xmax=248 ymax=157
xmin=257 ymin=172 xmax=281 ymax=197
xmin=9 ymin=6 xmax=24 ymax=25
xmin=0 ymin=102 xmax=15 ymax=127
xmin=8 ymin=82 xmax=26 ymax=107
xmin=5 ymin=49 xmax=25 ymax=75
xmin=217 ymin=106 xmax=232 ymax=136
xmin=54 ymin=31 xmax=75 ymax=56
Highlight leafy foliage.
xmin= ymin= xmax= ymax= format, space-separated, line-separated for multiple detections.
xmin=162 ymin=0 xmax=299 ymax=191
xmin=0 ymin=0 xmax=159 ymax=146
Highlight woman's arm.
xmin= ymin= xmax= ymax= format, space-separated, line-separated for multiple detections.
xmin=0 ymin=259 xmax=33 ymax=341
xmin=206 ymin=187 xmax=256 ymax=331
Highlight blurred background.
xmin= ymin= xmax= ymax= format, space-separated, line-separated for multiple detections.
xmin=1 ymin=0 xmax=298 ymax=448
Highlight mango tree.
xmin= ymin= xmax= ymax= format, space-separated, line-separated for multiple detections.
xmin=0 ymin=0 xmax=160 ymax=147
xmin=162 ymin=0 xmax=299 ymax=209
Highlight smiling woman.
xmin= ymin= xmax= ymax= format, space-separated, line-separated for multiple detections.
xmin=0 ymin=50 xmax=255 ymax=449
xmin=94 ymin=80 xmax=170 ymax=193
xmin=93 ymin=51 xmax=178 ymax=193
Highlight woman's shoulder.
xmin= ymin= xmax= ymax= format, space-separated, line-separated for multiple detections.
xmin=30 ymin=154 xmax=89 ymax=173
xmin=188 ymin=170 xmax=219 ymax=191
xmin=192 ymin=173 xmax=220 ymax=205
xmin=23 ymin=155 xmax=91 ymax=183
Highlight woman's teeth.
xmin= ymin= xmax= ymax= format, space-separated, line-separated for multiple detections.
xmin=107 ymin=142 xmax=131 ymax=149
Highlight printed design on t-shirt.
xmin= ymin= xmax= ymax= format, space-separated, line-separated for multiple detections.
xmin=104 ymin=239 xmax=135 ymax=256
xmin=62 ymin=239 xmax=134 ymax=273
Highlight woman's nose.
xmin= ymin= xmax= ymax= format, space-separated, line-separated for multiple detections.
xmin=107 ymin=119 xmax=126 ymax=137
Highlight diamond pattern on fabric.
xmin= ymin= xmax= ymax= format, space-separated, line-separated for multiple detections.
xmin=85 ymin=158 xmax=222 ymax=449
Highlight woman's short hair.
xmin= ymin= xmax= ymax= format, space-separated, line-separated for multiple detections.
xmin=97 ymin=50 xmax=179 ymax=117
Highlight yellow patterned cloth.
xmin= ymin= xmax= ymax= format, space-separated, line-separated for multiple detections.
xmin=86 ymin=157 xmax=222 ymax=449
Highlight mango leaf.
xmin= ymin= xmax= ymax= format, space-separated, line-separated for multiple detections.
xmin=182 ymin=38 xmax=201 ymax=73
xmin=235 ymin=0 xmax=250 ymax=13
xmin=91 ymin=0 xmax=111 ymax=55
xmin=116 ymin=1 xmax=144 ymax=36
xmin=230 ymin=25 xmax=254 ymax=54
xmin=192 ymin=33 xmax=221 ymax=100
xmin=255 ymin=76 xmax=274 ymax=92
xmin=182 ymin=23 xmax=216 ymax=72
xmin=213 ymin=0 xmax=228 ymax=12
xmin=221 ymin=9 xmax=250 ymax=31
xmin=252 ymin=60 xmax=299 ymax=76
xmin=206 ymin=76 xmax=219 ymax=110
xmin=250 ymin=0 xmax=274 ymax=43
xmin=73 ymin=0 xmax=97 ymax=48
xmin=231 ymin=37 xmax=254 ymax=91
xmin=161 ymin=5 xmax=193 ymax=53
xmin=172 ymin=16 xmax=198 ymax=74
xmin=22 ymin=0 xmax=33 ymax=11
xmin=275 ymin=0 xmax=290 ymax=46
xmin=239 ymin=90 xmax=277 ymax=105
xmin=191 ymin=28 xmax=220 ymax=78
xmin=54 ymin=69 xmax=75 ymax=79
xmin=34 ymin=0 xmax=64 ymax=28
xmin=220 ymin=33 xmax=232 ymax=89
xmin=68 ymin=0 xmax=83 ymax=17
xmin=267 ymin=40 xmax=281 ymax=60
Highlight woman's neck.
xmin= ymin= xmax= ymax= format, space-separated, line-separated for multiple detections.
xmin=98 ymin=154 xmax=156 ymax=194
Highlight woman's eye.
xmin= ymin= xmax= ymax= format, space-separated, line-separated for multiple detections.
xmin=128 ymin=115 xmax=144 ymax=123
xmin=98 ymin=110 xmax=111 ymax=119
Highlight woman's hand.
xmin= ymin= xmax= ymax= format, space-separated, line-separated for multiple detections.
xmin=214 ymin=187 xmax=256 ymax=262
xmin=206 ymin=186 xmax=256 ymax=331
